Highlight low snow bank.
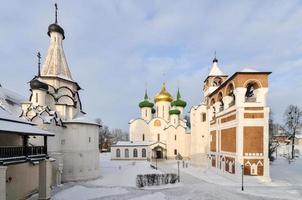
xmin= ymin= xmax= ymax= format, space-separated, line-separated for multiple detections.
xmin=53 ymin=185 xmax=128 ymax=200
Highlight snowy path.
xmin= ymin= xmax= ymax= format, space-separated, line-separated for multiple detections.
xmin=28 ymin=153 xmax=302 ymax=200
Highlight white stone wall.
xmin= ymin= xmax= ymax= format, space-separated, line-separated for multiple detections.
xmin=61 ymin=123 xmax=100 ymax=182
xmin=190 ymin=105 xmax=209 ymax=166
xmin=111 ymin=146 xmax=150 ymax=160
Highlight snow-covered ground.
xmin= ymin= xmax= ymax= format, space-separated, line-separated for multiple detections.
xmin=28 ymin=147 xmax=302 ymax=200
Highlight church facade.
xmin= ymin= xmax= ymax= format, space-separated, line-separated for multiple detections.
xmin=20 ymin=6 xmax=100 ymax=183
xmin=111 ymin=84 xmax=191 ymax=160
xmin=112 ymin=57 xmax=270 ymax=179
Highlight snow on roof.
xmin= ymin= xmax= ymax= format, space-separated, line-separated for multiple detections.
xmin=112 ymin=141 xmax=151 ymax=147
xmin=0 ymin=86 xmax=25 ymax=116
xmin=240 ymin=68 xmax=260 ymax=73
xmin=64 ymin=112 xmax=100 ymax=126
xmin=0 ymin=109 xmax=54 ymax=136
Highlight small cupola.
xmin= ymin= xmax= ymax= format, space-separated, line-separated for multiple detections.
xmin=139 ymin=90 xmax=154 ymax=108
xmin=171 ymin=88 xmax=187 ymax=108
xmin=154 ymin=83 xmax=173 ymax=103
xmin=30 ymin=78 xmax=48 ymax=91
xmin=47 ymin=3 xmax=65 ymax=39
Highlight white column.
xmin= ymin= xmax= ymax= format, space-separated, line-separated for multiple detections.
xmin=0 ymin=166 xmax=7 ymax=200
xmin=39 ymin=160 xmax=52 ymax=200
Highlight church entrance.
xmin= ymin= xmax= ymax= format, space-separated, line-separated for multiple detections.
xmin=156 ymin=150 xmax=163 ymax=159
xmin=152 ymin=145 xmax=166 ymax=159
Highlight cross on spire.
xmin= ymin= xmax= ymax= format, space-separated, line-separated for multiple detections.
xmin=55 ymin=3 xmax=58 ymax=24
xmin=213 ymin=50 xmax=218 ymax=63
xmin=37 ymin=52 xmax=41 ymax=77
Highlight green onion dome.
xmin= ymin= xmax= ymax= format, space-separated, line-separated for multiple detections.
xmin=139 ymin=90 xmax=154 ymax=108
xmin=169 ymin=109 xmax=181 ymax=115
xmin=171 ymin=88 xmax=187 ymax=108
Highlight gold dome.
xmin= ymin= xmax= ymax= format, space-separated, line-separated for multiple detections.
xmin=154 ymin=83 xmax=173 ymax=102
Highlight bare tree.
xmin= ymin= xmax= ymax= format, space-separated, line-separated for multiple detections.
xmin=96 ymin=118 xmax=110 ymax=151
xmin=184 ymin=115 xmax=191 ymax=128
xmin=284 ymin=105 xmax=302 ymax=160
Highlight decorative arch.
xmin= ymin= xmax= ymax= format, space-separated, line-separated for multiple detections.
xmin=212 ymin=77 xmax=223 ymax=87
xmin=57 ymin=95 xmax=76 ymax=106
xmin=225 ymin=82 xmax=235 ymax=96
xmin=243 ymin=79 xmax=262 ymax=89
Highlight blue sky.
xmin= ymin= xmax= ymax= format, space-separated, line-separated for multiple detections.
xmin=0 ymin=0 xmax=301 ymax=131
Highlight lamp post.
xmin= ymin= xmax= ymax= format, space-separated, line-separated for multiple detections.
xmin=177 ymin=160 xmax=180 ymax=182
xmin=175 ymin=153 xmax=183 ymax=183
xmin=241 ymin=164 xmax=244 ymax=191
xmin=156 ymin=156 xmax=158 ymax=170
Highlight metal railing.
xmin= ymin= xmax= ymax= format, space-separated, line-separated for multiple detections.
xmin=0 ymin=146 xmax=46 ymax=159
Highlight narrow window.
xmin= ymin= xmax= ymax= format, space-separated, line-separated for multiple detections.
xmin=125 ymin=149 xmax=129 ymax=158
xmin=175 ymin=135 xmax=177 ymax=141
xmin=201 ymin=113 xmax=206 ymax=122
xmin=36 ymin=93 xmax=38 ymax=103
xmin=142 ymin=148 xmax=146 ymax=157
xmin=142 ymin=134 xmax=145 ymax=141
xmin=89 ymin=137 xmax=91 ymax=143
xmin=174 ymin=149 xmax=177 ymax=155
xmin=116 ymin=149 xmax=121 ymax=157
xmin=133 ymin=149 xmax=138 ymax=157
xmin=157 ymin=134 xmax=160 ymax=141
xmin=145 ymin=109 xmax=147 ymax=118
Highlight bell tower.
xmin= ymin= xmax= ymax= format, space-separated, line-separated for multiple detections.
xmin=203 ymin=55 xmax=228 ymax=98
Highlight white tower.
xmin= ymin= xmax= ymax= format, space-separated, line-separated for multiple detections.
xmin=139 ymin=90 xmax=154 ymax=121
xmin=21 ymin=4 xmax=100 ymax=183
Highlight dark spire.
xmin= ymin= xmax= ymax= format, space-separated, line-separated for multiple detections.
xmin=37 ymin=52 xmax=41 ymax=77
xmin=213 ymin=51 xmax=218 ymax=63
xmin=177 ymin=88 xmax=181 ymax=100
xmin=55 ymin=3 xmax=58 ymax=24
xmin=144 ymin=89 xmax=148 ymax=100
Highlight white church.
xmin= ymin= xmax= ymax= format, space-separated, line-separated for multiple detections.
xmin=20 ymin=5 xmax=100 ymax=183
xmin=112 ymin=84 xmax=190 ymax=160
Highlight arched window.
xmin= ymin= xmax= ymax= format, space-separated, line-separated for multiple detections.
xmin=218 ymin=92 xmax=224 ymax=112
xmin=133 ymin=148 xmax=138 ymax=157
xmin=157 ymin=134 xmax=160 ymax=141
xmin=116 ymin=149 xmax=120 ymax=158
xmin=142 ymin=134 xmax=145 ymax=141
xmin=36 ymin=93 xmax=38 ymax=103
xmin=142 ymin=148 xmax=146 ymax=158
xmin=213 ymin=77 xmax=222 ymax=86
xmin=226 ymin=83 xmax=235 ymax=107
xmin=175 ymin=135 xmax=177 ymax=141
xmin=251 ymin=163 xmax=257 ymax=175
xmin=245 ymin=82 xmax=259 ymax=102
xmin=125 ymin=149 xmax=129 ymax=158
xmin=145 ymin=109 xmax=147 ymax=118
